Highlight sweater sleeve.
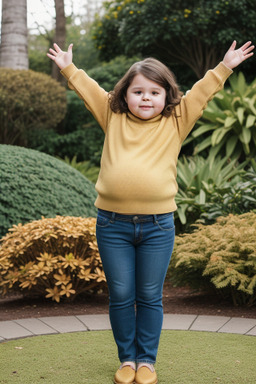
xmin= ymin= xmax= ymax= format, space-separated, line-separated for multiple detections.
xmin=61 ymin=63 xmax=111 ymax=133
xmin=177 ymin=62 xmax=233 ymax=143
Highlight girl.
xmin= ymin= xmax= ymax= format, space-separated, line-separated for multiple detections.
xmin=48 ymin=40 xmax=254 ymax=384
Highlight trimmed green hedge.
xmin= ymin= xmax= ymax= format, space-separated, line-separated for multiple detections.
xmin=0 ymin=145 xmax=97 ymax=239
xmin=0 ymin=68 xmax=66 ymax=146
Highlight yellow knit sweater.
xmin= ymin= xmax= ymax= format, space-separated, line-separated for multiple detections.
xmin=61 ymin=62 xmax=232 ymax=214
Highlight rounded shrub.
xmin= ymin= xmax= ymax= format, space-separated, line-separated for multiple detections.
xmin=0 ymin=68 xmax=66 ymax=146
xmin=170 ymin=212 xmax=256 ymax=306
xmin=0 ymin=145 xmax=97 ymax=239
xmin=0 ymin=216 xmax=106 ymax=302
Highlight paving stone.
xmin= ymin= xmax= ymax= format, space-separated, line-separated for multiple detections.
xmin=190 ymin=315 xmax=231 ymax=332
xmin=38 ymin=316 xmax=87 ymax=333
xmin=0 ymin=321 xmax=33 ymax=340
xmin=218 ymin=318 xmax=256 ymax=334
xmin=246 ymin=325 xmax=256 ymax=336
xmin=77 ymin=314 xmax=111 ymax=330
xmin=15 ymin=318 xmax=57 ymax=336
xmin=162 ymin=314 xmax=197 ymax=330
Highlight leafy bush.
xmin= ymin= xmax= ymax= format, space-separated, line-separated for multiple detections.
xmin=59 ymin=156 xmax=100 ymax=184
xmin=27 ymin=122 xmax=104 ymax=165
xmin=88 ymin=55 xmax=141 ymax=92
xmin=201 ymin=168 xmax=256 ymax=223
xmin=188 ymin=72 xmax=256 ymax=169
xmin=0 ymin=216 xmax=106 ymax=302
xmin=175 ymin=153 xmax=245 ymax=232
xmin=0 ymin=68 xmax=66 ymax=146
xmin=0 ymin=145 xmax=97 ymax=239
xmin=169 ymin=212 xmax=256 ymax=306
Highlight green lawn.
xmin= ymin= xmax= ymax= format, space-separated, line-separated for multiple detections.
xmin=0 ymin=330 xmax=255 ymax=383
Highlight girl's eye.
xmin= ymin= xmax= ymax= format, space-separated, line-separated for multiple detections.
xmin=134 ymin=91 xmax=142 ymax=95
xmin=152 ymin=91 xmax=159 ymax=95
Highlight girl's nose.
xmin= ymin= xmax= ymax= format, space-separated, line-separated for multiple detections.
xmin=142 ymin=94 xmax=150 ymax=101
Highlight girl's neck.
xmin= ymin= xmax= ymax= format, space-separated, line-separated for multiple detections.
xmin=127 ymin=112 xmax=162 ymax=123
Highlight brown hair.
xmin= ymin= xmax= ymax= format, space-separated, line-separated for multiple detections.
xmin=109 ymin=57 xmax=183 ymax=117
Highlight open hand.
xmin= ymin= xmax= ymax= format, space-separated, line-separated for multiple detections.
xmin=47 ymin=43 xmax=73 ymax=70
xmin=223 ymin=41 xmax=254 ymax=69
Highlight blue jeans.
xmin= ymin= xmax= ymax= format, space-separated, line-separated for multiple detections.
xmin=96 ymin=209 xmax=175 ymax=364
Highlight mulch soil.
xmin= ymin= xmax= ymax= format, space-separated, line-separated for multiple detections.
xmin=1 ymin=282 xmax=256 ymax=321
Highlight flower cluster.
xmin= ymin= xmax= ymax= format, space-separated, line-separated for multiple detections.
xmin=0 ymin=216 xmax=106 ymax=302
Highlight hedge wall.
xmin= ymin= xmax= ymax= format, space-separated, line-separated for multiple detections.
xmin=0 ymin=145 xmax=97 ymax=239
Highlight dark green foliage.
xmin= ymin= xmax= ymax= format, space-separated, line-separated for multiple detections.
xmin=175 ymin=153 xmax=247 ymax=233
xmin=0 ymin=68 xmax=67 ymax=146
xmin=27 ymin=90 xmax=105 ymax=165
xmin=59 ymin=156 xmax=100 ymax=184
xmin=88 ymin=55 xmax=140 ymax=91
xmin=187 ymin=72 xmax=256 ymax=168
xmin=201 ymin=169 xmax=256 ymax=223
xmin=27 ymin=122 xmax=104 ymax=165
xmin=93 ymin=0 xmax=256 ymax=79
xmin=29 ymin=49 xmax=52 ymax=75
xmin=0 ymin=145 xmax=97 ymax=239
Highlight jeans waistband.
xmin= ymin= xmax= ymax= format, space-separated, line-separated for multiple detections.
xmin=98 ymin=209 xmax=173 ymax=223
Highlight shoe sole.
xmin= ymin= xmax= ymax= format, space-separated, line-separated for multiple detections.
xmin=134 ymin=382 xmax=157 ymax=384
xmin=114 ymin=382 xmax=135 ymax=384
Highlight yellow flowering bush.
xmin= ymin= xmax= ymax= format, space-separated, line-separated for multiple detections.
xmin=0 ymin=216 xmax=106 ymax=302
xmin=169 ymin=212 xmax=256 ymax=306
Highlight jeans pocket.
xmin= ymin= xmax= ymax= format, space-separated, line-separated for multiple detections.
xmin=96 ymin=213 xmax=112 ymax=228
xmin=155 ymin=213 xmax=175 ymax=231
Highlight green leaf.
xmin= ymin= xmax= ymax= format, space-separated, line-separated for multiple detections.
xmin=176 ymin=206 xmax=187 ymax=225
xmin=212 ymin=128 xmax=227 ymax=146
xmin=244 ymin=98 xmax=256 ymax=115
xmin=225 ymin=116 xmax=237 ymax=128
xmin=225 ymin=136 xmax=238 ymax=157
xmin=246 ymin=114 xmax=256 ymax=129
xmin=193 ymin=136 xmax=212 ymax=154
xmin=199 ymin=189 xmax=206 ymax=204
xmin=239 ymin=129 xmax=251 ymax=145
xmin=236 ymin=107 xmax=245 ymax=125
xmin=192 ymin=123 xmax=215 ymax=138
xmin=237 ymin=72 xmax=247 ymax=94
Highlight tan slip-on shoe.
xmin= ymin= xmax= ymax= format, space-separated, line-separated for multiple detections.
xmin=135 ymin=365 xmax=158 ymax=384
xmin=114 ymin=364 xmax=136 ymax=384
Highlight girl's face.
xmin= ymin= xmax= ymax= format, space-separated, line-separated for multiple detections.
xmin=125 ymin=74 xmax=166 ymax=120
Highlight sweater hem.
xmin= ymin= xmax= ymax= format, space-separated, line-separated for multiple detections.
xmin=94 ymin=199 xmax=177 ymax=215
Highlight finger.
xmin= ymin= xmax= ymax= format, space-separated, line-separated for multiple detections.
xmin=68 ymin=43 xmax=73 ymax=53
xmin=244 ymin=44 xmax=255 ymax=54
xmin=53 ymin=43 xmax=61 ymax=52
xmin=229 ymin=40 xmax=236 ymax=51
xmin=48 ymin=48 xmax=58 ymax=56
xmin=47 ymin=53 xmax=56 ymax=60
xmin=244 ymin=52 xmax=254 ymax=59
xmin=240 ymin=41 xmax=252 ymax=51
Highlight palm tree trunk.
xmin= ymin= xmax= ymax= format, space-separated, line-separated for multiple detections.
xmin=52 ymin=0 xmax=66 ymax=83
xmin=0 ymin=0 xmax=28 ymax=69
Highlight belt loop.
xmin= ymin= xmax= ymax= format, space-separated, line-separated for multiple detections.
xmin=153 ymin=214 xmax=157 ymax=224
xmin=110 ymin=212 xmax=115 ymax=223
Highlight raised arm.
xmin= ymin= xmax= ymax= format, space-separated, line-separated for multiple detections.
xmin=47 ymin=43 xmax=73 ymax=70
xmin=47 ymin=43 xmax=111 ymax=133
xmin=223 ymin=40 xmax=254 ymax=69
